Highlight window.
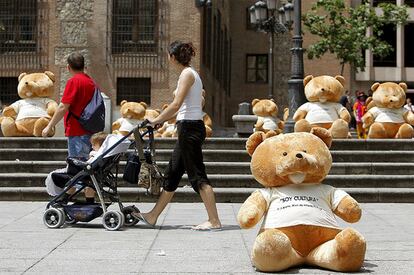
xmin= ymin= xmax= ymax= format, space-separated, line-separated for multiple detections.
xmin=116 ymin=78 xmax=151 ymax=105
xmin=111 ymin=0 xmax=158 ymax=54
xmin=373 ymin=24 xmax=396 ymax=67
xmin=405 ymin=23 xmax=414 ymax=67
xmin=246 ymin=54 xmax=268 ymax=83
xmin=405 ymin=0 xmax=414 ymax=7
xmin=202 ymin=5 xmax=212 ymax=67
xmin=0 ymin=0 xmax=37 ymax=53
xmin=373 ymin=0 xmax=396 ymax=6
xmin=0 ymin=77 xmax=19 ymax=105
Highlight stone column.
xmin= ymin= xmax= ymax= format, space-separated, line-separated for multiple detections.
xmin=55 ymin=0 xmax=93 ymax=96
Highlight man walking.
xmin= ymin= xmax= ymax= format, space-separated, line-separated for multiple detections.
xmin=42 ymin=53 xmax=95 ymax=160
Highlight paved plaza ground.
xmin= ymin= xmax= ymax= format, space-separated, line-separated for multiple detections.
xmin=0 ymin=202 xmax=413 ymax=274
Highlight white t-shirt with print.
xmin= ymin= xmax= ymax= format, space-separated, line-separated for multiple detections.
xmin=118 ymin=118 xmax=143 ymax=132
xmin=259 ymin=184 xmax=348 ymax=229
xmin=255 ymin=116 xmax=280 ymax=131
xmin=369 ymin=107 xmax=407 ymax=123
xmin=10 ymin=98 xmax=54 ymax=121
xmin=297 ymin=102 xmax=346 ymax=124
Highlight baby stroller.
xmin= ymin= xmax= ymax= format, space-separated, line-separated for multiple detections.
xmin=43 ymin=120 xmax=154 ymax=231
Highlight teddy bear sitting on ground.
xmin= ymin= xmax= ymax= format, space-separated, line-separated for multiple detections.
xmin=238 ymin=128 xmax=366 ymax=272
xmin=293 ymin=75 xmax=351 ymax=138
xmin=112 ymin=100 xmax=147 ymax=136
xmin=252 ymin=98 xmax=287 ymax=134
xmin=0 ymin=71 xmax=57 ymax=137
xmin=362 ymin=82 xmax=414 ymax=139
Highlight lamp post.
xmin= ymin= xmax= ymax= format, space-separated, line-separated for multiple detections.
xmin=250 ymin=0 xmax=305 ymax=133
xmin=284 ymin=0 xmax=306 ymax=133
xmin=249 ymin=0 xmax=290 ymax=100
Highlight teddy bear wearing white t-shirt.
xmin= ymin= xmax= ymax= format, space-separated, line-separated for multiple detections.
xmin=238 ymin=128 xmax=366 ymax=272
xmin=362 ymin=82 xmax=414 ymax=138
xmin=0 ymin=71 xmax=57 ymax=137
xmin=293 ymin=75 xmax=351 ymax=138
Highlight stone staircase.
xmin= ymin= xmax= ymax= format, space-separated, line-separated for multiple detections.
xmin=0 ymin=137 xmax=413 ymax=203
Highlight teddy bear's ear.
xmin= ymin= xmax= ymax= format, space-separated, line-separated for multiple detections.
xmin=399 ymin=82 xmax=408 ymax=92
xmin=371 ymin=82 xmax=380 ymax=93
xmin=303 ymin=75 xmax=313 ymax=86
xmin=252 ymin=99 xmax=260 ymax=107
xmin=310 ymin=127 xmax=332 ymax=149
xmin=44 ymin=71 xmax=56 ymax=82
xmin=140 ymin=102 xmax=148 ymax=109
xmin=335 ymin=75 xmax=345 ymax=87
xmin=246 ymin=130 xmax=278 ymax=156
xmin=120 ymin=100 xmax=127 ymax=106
xmin=18 ymin=72 xmax=27 ymax=82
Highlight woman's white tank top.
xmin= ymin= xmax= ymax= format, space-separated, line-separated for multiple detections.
xmin=175 ymin=67 xmax=204 ymax=121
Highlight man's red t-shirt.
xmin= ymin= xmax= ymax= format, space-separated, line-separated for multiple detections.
xmin=61 ymin=73 xmax=95 ymax=136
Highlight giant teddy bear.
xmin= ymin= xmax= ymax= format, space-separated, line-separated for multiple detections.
xmin=0 ymin=71 xmax=57 ymax=137
xmin=252 ymin=98 xmax=287 ymax=134
xmin=238 ymin=128 xmax=366 ymax=272
xmin=362 ymin=82 xmax=414 ymax=139
xmin=112 ymin=100 xmax=147 ymax=136
xmin=293 ymin=75 xmax=351 ymax=138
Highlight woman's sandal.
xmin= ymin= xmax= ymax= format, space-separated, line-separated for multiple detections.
xmin=131 ymin=212 xmax=156 ymax=228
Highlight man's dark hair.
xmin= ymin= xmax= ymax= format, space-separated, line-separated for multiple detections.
xmin=67 ymin=52 xmax=85 ymax=71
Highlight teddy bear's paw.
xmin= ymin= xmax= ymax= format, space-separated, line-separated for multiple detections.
xmin=252 ymin=229 xmax=302 ymax=272
xmin=246 ymin=131 xmax=266 ymax=156
xmin=334 ymin=228 xmax=366 ymax=271
xmin=310 ymin=127 xmax=332 ymax=148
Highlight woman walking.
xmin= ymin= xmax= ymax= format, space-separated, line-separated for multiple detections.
xmin=132 ymin=41 xmax=221 ymax=230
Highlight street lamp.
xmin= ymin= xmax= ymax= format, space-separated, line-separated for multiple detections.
xmin=250 ymin=0 xmax=305 ymax=133
xmin=249 ymin=0 xmax=290 ymax=100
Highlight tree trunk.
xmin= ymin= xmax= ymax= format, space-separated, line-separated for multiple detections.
xmin=340 ymin=62 xmax=345 ymax=76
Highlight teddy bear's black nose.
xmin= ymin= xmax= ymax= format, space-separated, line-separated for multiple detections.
xmin=296 ymin=153 xmax=303 ymax=159
xmin=25 ymin=82 xmax=28 ymax=85
xmin=321 ymin=88 xmax=325 ymax=91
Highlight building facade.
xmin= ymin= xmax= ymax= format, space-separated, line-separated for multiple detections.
xmin=1 ymin=0 xmax=409 ymax=134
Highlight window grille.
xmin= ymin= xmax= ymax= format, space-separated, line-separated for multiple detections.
xmin=111 ymin=0 xmax=158 ymax=54
xmin=116 ymin=77 xmax=151 ymax=105
xmin=0 ymin=0 xmax=48 ymax=75
xmin=107 ymin=0 xmax=168 ymax=85
xmin=0 ymin=0 xmax=37 ymax=53
xmin=0 ymin=77 xmax=18 ymax=106
xmin=246 ymin=54 xmax=268 ymax=83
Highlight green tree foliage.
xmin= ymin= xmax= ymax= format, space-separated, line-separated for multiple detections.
xmin=303 ymin=0 xmax=408 ymax=74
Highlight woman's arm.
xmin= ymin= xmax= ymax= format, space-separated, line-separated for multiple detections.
xmin=150 ymin=70 xmax=195 ymax=126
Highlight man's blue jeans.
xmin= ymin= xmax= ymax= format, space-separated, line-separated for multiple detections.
xmin=68 ymin=135 xmax=91 ymax=160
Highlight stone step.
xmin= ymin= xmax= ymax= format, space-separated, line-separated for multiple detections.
xmin=1 ymin=173 xmax=413 ymax=188
xmin=0 ymin=161 xmax=413 ymax=175
xmin=1 ymin=186 xmax=413 ymax=203
xmin=1 ymin=149 xmax=413 ymax=162
xmin=1 ymin=137 xmax=414 ymax=151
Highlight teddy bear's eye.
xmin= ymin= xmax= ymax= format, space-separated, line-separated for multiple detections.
xmin=303 ymin=150 xmax=307 ymax=153
xmin=283 ymin=152 xmax=288 ymax=156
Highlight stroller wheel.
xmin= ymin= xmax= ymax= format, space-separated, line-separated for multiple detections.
xmin=65 ymin=213 xmax=77 ymax=225
xmin=43 ymin=208 xmax=65 ymax=229
xmin=123 ymin=206 xmax=140 ymax=226
xmin=102 ymin=211 xmax=124 ymax=231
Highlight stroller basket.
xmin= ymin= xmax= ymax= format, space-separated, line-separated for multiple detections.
xmin=64 ymin=203 xmax=103 ymax=223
